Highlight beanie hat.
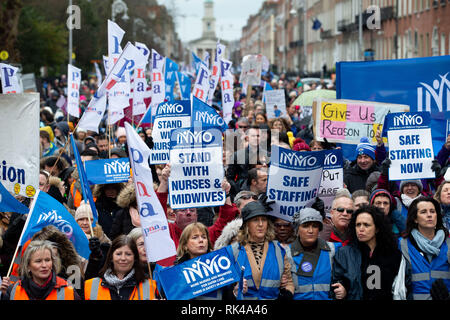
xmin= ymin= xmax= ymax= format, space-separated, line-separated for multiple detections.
xmin=115 ymin=127 xmax=126 ymax=138
xmin=292 ymin=138 xmax=311 ymax=152
xmin=369 ymin=189 xmax=394 ymax=206
xmin=399 ymin=179 xmax=423 ymax=193
xmin=355 ymin=137 xmax=375 ymax=160
xmin=75 ymin=202 xmax=93 ymax=221
xmin=292 ymin=208 xmax=323 ymax=232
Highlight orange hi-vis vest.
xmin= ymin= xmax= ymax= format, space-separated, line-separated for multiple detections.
xmin=84 ymin=277 xmax=157 ymax=300
xmin=10 ymin=276 xmax=75 ymax=300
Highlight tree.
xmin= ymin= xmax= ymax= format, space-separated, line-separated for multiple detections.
xmin=0 ymin=0 xmax=23 ymax=62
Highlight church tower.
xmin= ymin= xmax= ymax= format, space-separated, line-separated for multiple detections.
xmin=202 ymin=0 xmax=216 ymax=39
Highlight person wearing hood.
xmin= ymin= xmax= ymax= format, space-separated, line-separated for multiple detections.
xmin=93 ymin=183 xmax=125 ymax=238
xmin=344 ymin=137 xmax=381 ymax=194
xmin=110 ymin=183 xmax=141 ymax=240
xmin=289 ymin=208 xmax=341 ymax=300
xmin=229 ymin=201 xmax=294 ymax=300
xmin=369 ymin=188 xmax=406 ymax=236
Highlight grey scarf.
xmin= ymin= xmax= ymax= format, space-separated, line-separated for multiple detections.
xmin=411 ymin=229 xmax=445 ymax=261
xmin=103 ymin=268 xmax=135 ymax=291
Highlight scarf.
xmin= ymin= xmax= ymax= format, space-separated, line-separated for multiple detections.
xmin=103 ymin=268 xmax=135 ymax=291
xmin=401 ymin=194 xmax=420 ymax=208
xmin=411 ymin=229 xmax=445 ymax=261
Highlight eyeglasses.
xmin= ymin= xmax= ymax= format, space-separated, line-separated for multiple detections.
xmin=238 ymin=194 xmax=258 ymax=201
xmin=333 ymin=207 xmax=354 ymax=215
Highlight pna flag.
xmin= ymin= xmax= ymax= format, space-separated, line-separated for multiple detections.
xmin=156 ymin=246 xmax=240 ymax=300
xmin=20 ymin=190 xmax=90 ymax=259
xmin=267 ymin=146 xmax=325 ymax=222
xmin=385 ymin=112 xmax=435 ymax=181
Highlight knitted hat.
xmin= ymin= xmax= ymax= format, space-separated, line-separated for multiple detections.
xmin=75 ymin=202 xmax=93 ymax=221
xmin=292 ymin=138 xmax=311 ymax=152
xmin=292 ymin=208 xmax=323 ymax=232
xmin=369 ymin=189 xmax=394 ymax=206
xmin=115 ymin=127 xmax=126 ymax=138
xmin=355 ymin=137 xmax=375 ymax=160
xmin=399 ymin=179 xmax=423 ymax=193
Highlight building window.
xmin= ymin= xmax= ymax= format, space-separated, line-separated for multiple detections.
xmin=441 ymin=33 xmax=446 ymax=55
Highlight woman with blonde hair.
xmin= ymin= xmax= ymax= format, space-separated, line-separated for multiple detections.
xmin=1 ymin=240 xmax=80 ymax=300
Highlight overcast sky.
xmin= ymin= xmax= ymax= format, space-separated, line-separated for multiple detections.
xmin=156 ymin=0 xmax=266 ymax=43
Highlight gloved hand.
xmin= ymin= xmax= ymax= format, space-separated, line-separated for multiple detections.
xmin=88 ymin=237 xmax=103 ymax=260
xmin=311 ymin=197 xmax=325 ymax=219
xmin=431 ymin=159 xmax=442 ymax=178
xmin=431 ymin=279 xmax=450 ymax=300
xmin=258 ymin=193 xmax=275 ymax=212
xmin=277 ymin=288 xmax=293 ymax=300
xmin=380 ymin=158 xmax=391 ymax=176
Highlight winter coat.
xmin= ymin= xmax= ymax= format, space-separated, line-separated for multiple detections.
xmin=110 ymin=183 xmax=137 ymax=240
xmin=344 ymin=161 xmax=380 ymax=194
xmin=331 ymin=242 xmax=401 ymax=300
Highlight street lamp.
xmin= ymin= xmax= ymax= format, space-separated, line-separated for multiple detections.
xmin=112 ymin=0 xmax=129 ymax=22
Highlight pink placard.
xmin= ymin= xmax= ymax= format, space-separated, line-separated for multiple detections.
xmin=346 ymin=104 xmax=375 ymax=124
xmin=320 ymin=119 xmax=346 ymax=140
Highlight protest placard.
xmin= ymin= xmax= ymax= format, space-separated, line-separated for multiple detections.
xmin=239 ymin=54 xmax=262 ymax=87
xmin=155 ymin=246 xmax=240 ymax=300
xmin=169 ymin=127 xmax=225 ymax=210
xmin=150 ymin=100 xmax=191 ymax=164
xmin=312 ymin=98 xmax=409 ymax=145
xmin=317 ymin=149 xmax=343 ymax=217
xmin=385 ymin=112 xmax=435 ymax=181
xmin=0 ymin=93 xmax=39 ymax=198
xmin=85 ymin=158 xmax=130 ymax=185
xmin=266 ymin=146 xmax=325 ymax=221
xmin=265 ymin=89 xmax=287 ymax=119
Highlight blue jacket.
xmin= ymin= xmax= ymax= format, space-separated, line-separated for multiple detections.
xmin=231 ymin=241 xmax=286 ymax=300
xmin=399 ymin=236 xmax=450 ymax=300
xmin=289 ymin=238 xmax=341 ymax=300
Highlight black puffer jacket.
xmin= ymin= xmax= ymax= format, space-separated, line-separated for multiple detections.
xmin=344 ymin=161 xmax=380 ymax=193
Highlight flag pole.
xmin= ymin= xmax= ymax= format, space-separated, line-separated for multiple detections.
xmin=6 ymin=191 xmax=39 ymax=278
xmin=147 ymin=262 xmax=155 ymax=300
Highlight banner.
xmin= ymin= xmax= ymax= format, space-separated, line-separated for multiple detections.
xmin=317 ymin=149 xmax=343 ymax=217
xmin=150 ymin=100 xmax=191 ymax=164
xmin=192 ymin=97 xmax=228 ymax=132
xmin=169 ymin=127 xmax=225 ymax=210
xmin=177 ymin=71 xmax=192 ymax=100
xmin=132 ymin=42 xmax=150 ymax=116
xmin=385 ymin=112 xmax=435 ymax=181
xmin=266 ymin=146 xmax=324 ymax=221
xmin=207 ymin=42 xmax=226 ymax=105
xmin=265 ymin=89 xmax=287 ymax=119
xmin=0 ymin=181 xmax=29 ymax=214
xmin=71 ymin=134 xmax=98 ymax=226
xmin=125 ymin=122 xmax=176 ymax=262
xmin=192 ymin=61 xmax=211 ymax=103
xmin=0 ymin=93 xmax=39 ymax=197
xmin=220 ymin=58 xmax=234 ymax=125
xmin=67 ymin=64 xmax=81 ymax=118
xmin=192 ymin=51 xmax=203 ymax=74
xmin=85 ymin=158 xmax=130 ymax=185
xmin=151 ymin=49 xmax=166 ymax=117
xmin=239 ymin=54 xmax=262 ymax=86
xmin=312 ymin=98 xmax=410 ymax=145
xmin=336 ymin=56 xmax=450 ymax=156
xmin=0 ymin=63 xmax=22 ymax=94
xmin=77 ymin=93 xmax=107 ymax=133
xmin=20 ymin=190 xmax=90 ymax=260
xmin=165 ymin=57 xmax=179 ymax=102
xmin=156 ymin=246 xmax=240 ymax=300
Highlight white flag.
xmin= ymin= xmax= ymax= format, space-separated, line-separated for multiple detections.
xmin=67 ymin=64 xmax=82 ymax=118
xmin=220 ymin=58 xmax=234 ymax=124
xmin=0 ymin=63 xmax=22 ymax=94
xmin=133 ymin=42 xmax=150 ymax=116
xmin=125 ymin=122 xmax=176 ymax=262
xmin=94 ymin=62 xmax=102 ymax=89
xmin=207 ymin=42 xmax=226 ymax=105
xmin=193 ymin=62 xmax=211 ymax=104
xmin=150 ymin=49 xmax=166 ymax=117
xmin=77 ymin=93 xmax=107 ymax=133
xmin=108 ymin=20 xmax=125 ymax=65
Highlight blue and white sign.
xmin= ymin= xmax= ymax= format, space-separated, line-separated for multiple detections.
xmin=156 ymin=246 xmax=240 ymax=300
xmin=318 ymin=149 xmax=343 ymax=217
xmin=192 ymin=97 xmax=228 ymax=132
xmin=385 ymin=112 xmax=435 ymax=181
xmin=150 ymin=100 xmax=191 ymax=164
xmin=85 ymin=158 xmax=130 ymax=185
xmin=267 ymin=146 xmax=325 ymax=221
xmin=169 ymin=127 xmax=225 ymax=209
